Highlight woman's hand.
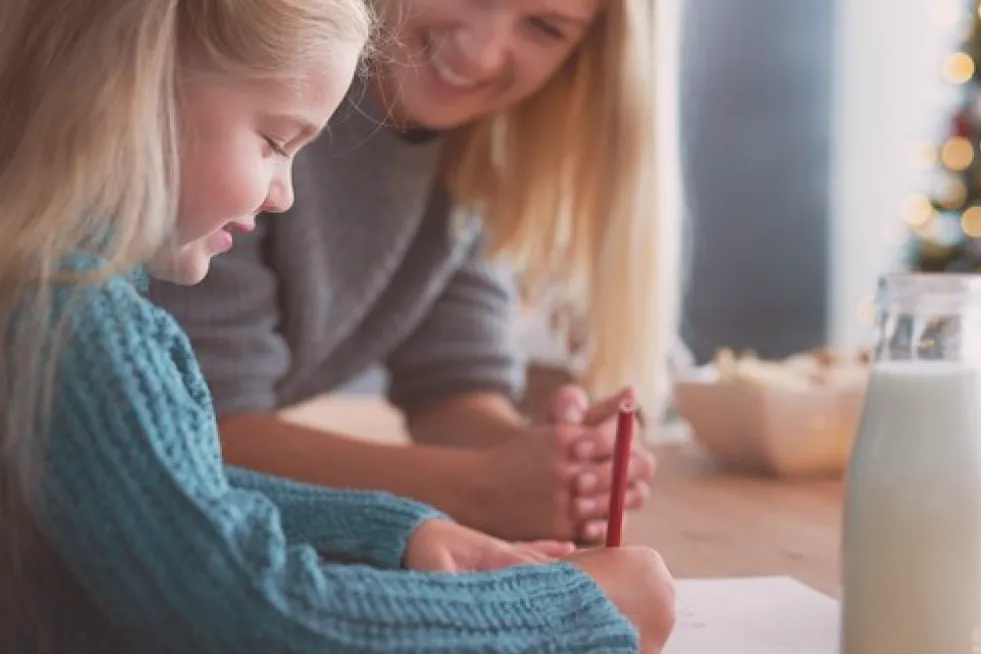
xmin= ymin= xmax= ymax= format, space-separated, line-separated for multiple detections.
xmin=469 ymin=385 xmax=655 ymax=544
xmin=547 ymin=386 xmax=657 ymax=543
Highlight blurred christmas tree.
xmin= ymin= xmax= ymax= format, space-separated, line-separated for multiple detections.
xmin=908 ymin=2 xmax=981 ymax=272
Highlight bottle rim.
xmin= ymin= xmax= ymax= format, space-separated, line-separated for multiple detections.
xmin=877 ymin=272 xmax=981 ymax=313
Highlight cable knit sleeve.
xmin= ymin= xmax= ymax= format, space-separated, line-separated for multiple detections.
xmin=386 ymin=224 xmax=527 ymax=416
xmin=223 ymin=465 xmax=445 ymax=568
xmin=34 ymin=276 xmax=637 ymax=654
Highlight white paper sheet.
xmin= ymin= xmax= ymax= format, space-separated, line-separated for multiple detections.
xmin=665 ymin=576 xmax=840 ymax=654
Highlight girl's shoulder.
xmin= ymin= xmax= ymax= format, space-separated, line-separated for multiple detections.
xmin=56 ymin=256 xmax=161 ymax=328
xmin=48 ymin=256 xmax=211 ymax=412
xmin=51 ymin=255 xmax=194 ymax=375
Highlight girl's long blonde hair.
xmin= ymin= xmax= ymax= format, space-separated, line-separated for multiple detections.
xmin=444 ymin=0 xmax=680 ymax=418
xmin=0 ymin=0 xmax=371 ymax=647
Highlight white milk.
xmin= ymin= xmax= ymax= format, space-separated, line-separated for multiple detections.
xmin=842 ymin=360 xmax=981 ymax=654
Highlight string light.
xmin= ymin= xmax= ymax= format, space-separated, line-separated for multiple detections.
xmin=963 ymin=206 xmax=981 ymax=237
xmin=902 ymin=194 xmax=935 ymax=226
xmin=900 ymin=4 xmax=980 ymax=280
xmin=942 ymin=52 xmax=976 ymax=84
xmin=912 ymin=212 xmax=941 ymax=239
xmin=942 ymin=178 xmax=969 ymax=208
xmin=940 ymin=135 xmax=975 ymax=170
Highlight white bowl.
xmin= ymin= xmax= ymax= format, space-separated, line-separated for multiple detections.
xmin=673 ymin=377 xmax=866 ymax=477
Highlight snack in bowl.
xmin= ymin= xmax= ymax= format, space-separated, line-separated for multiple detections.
xmin=716 ymin=347 xmax=869 ymax=391
xmin=673 ymin=347 xmax=869 ymax=477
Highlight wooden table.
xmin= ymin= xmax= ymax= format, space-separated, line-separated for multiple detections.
xmin=282 ymin=395 xmax=844 ymax=598
xmin=630 ymin=445 xmax=843 ymax=597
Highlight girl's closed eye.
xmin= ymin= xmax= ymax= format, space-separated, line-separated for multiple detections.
xmin=264 ymin=136 xmax=289 ymax=158
xmin=528 ymin=17 xmax=566 ymax=41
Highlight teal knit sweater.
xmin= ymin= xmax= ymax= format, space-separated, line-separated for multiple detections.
xmin=22 ymin=269 xmax=638 ymax=653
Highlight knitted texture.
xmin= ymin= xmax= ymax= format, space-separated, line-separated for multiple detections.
xmin=20 ymin=270 xmax=639 ymax=653
xmin=149 ymin=77 xmax=526 ymax=419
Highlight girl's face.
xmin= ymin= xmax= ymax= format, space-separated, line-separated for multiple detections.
xmin=377 ymin=0 xmax=603 ymax=130
xmin=150 ymin=43 xmax=361 ymax=286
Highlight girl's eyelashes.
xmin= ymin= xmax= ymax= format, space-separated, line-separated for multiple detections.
xmin=264 ymin=136 xmax=289 ymax=157
xmin=527 ymin=17 xmax=566 ymax=41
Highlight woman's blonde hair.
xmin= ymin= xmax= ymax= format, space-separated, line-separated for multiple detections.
xmin=444 ymin=0 xmax=680 ymax=418
xmin=0 ymin=0 xmax=371 ymax=647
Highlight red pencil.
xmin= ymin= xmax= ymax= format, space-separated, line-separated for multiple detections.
xmin=606 ymin=400 xmax=636 ymax=547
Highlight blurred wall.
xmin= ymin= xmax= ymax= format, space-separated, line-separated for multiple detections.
xmin=828 ymin=0 xmax=963 ymax=350
xmin=679 ymin=0 xmax=834 ymax=362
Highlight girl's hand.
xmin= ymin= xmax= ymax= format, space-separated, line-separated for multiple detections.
xmin=564 ymin=546 xmax=677 ymax=653
xmin=405 ymin=519 xmax=575 ymax=573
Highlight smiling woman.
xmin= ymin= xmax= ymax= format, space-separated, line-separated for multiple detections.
xmin=373 ymin=0 xmax=602 ymax=128
xmin=150 ymin=0 xmax=675 ymax=549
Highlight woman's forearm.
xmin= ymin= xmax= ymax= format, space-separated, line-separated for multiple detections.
xmin=407 ymin=392 xmax=530 ymax=449
xmin=219 ymin=412 xmax=485 ymax=522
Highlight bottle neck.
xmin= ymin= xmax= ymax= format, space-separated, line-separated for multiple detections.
xmin=873 ymin=273 xmax=981 ymax=366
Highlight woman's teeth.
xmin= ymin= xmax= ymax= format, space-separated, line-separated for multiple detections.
xmin=430 ymin=51 xmax=479 ymax=90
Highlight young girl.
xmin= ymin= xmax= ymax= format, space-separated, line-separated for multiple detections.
xmin=151 ymin=0 xmax=675 ymax=547
xmin=0 ymin=0 xmax=676 ymax=652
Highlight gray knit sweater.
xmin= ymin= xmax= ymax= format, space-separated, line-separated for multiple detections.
xmin=150 ymin=82 xmax=524 ymax=418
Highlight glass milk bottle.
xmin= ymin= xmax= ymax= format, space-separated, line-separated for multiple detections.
xmin=842 ymin=273 xmax=981 ymax=654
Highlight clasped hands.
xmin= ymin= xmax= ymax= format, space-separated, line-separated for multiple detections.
xmin=472 ymin=384 xmax=657 ymax=545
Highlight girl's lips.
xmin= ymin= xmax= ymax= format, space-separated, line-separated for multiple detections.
xmin=226 ymin=220 xmax=255 ymax=233
xmin=215 ymin=229 xmax=234 ymax=253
